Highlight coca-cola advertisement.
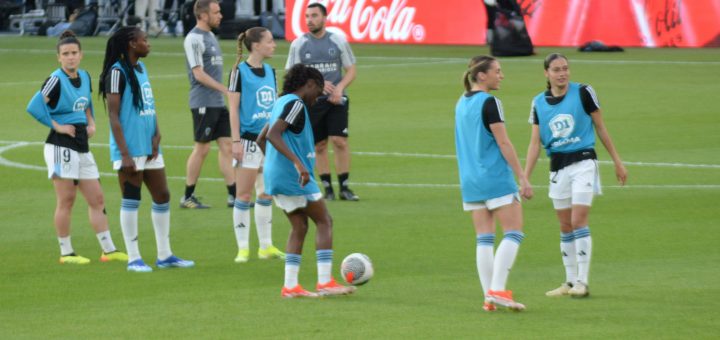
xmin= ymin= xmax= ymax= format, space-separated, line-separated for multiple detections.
xmin=285 ymin=0 xmax=485 ymax=45
xmin=285 ymin=0 xmax=720 ymax=47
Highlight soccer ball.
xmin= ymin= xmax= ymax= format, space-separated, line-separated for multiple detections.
xmin=340 ymin=253 xmax=374 ymax=286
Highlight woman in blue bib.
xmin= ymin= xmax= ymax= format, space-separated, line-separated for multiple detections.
xmin=99 ymin=26 xmax=194 ymax=273
xmin=455 ymin=55 xmax=532 ymax=312
xmin=227 ymin=27 xmax=285 ymax=263
xmin=259 ymin=64 xmax=356 ymax=298
xmin=524 ymin=53 xmax=628 ymax=297
xmin=26 ymin=30 xmax=127 ymax=265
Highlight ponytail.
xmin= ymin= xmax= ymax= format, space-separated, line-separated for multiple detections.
xmin=462 ymin=55 xmax=496 ymax=92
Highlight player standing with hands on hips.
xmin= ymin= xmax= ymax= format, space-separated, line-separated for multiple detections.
xmin=286 ymin=2 xmax=359 ymax=201
xmin=455 ymin=56 xmax=532 ymax=311
xmin=26 ymin=30 xmax=127 ymax=265
xmin=524 ymin=53 xmax=627 ymax=297
xmin=180 ymin=0 xmax=236 ymax=209
xmin=100 ymin=26 xmax=195 ymax=272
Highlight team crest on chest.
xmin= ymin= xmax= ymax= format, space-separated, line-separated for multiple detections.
xmin=73 ymin=97 xmax=89 ymax=112
xmin=256 ymin=85 xmax=276 ymax=109
xmin=549 ymin=114 xmax=574 ymax=138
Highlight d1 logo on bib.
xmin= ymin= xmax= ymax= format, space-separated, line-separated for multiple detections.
xmin=549 ymin=114 xmax=574 ymax=138
xmin=73 ymin=97 xmax=89 ymax=112
xmin=141 ymin=82 xmax=154 ymax=107
xmin=256 ymin=85 xmax=276 ymax=109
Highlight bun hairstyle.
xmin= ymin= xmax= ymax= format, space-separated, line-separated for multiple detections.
xmin=462 ymin=55 xmax=496 ymax=92
xmin=57 ymin=30 xmax=81 ymax=52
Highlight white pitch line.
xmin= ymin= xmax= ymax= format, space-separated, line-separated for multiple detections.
xmin=1 ymin=142 xmax=718 ymax=190
xmin=1 ymin=140 xmax=719 ymax=169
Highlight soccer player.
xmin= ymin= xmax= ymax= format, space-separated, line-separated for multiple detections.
xmin=227 ymin=27 xmax=285 ymax=263
xmin=524 ymin=53 xmax=628 ymax=297
xmin=285 ymin=2 xmax=359 ymax=201
xmin=260 ymin=64 xmax=355 ymax=298
xmin=26 ymin=30 xmax=127 ymax=265
xmin=180 ymin=0 xmax=235 ymax=209
xmin=99 ymin=26 xmax=195 ymax=273
xmin=455 ymin=56 xmax=532 ymax=311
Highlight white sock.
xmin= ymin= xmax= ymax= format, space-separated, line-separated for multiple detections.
xmin=120 ymin=199 xmax=141 ymax=262
xmin=476 ymin=233 xmax=495 ymax=296
xmin=151 ymin=202 xmax=172 ymax=260
xmin=574 ymin=226 xmax=592 ymax=285
xmin=284 ymin=253 xmax=301 ymax=288
xmin=490 ymin=231 xmax=524 ymax=292
xmin=233 ymin=200 xmax=251 ymax=250
xmin=255 ymin=199 xmax=273 ymax=249
xmin=58 ymin=236 xmax=74 ymax=256
xmin=560 ymin=231 xmax=577 ymax=284
xmin=96 ymin=230 xmax=117 ymax=253
xmin=317 ymin=249 xmax=333 ymax=285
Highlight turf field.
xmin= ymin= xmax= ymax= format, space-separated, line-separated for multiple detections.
xmin=1 ymin=36 xmax=718 ymax=338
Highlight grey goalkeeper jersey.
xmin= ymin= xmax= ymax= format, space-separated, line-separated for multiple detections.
xmin=285 ymin=32 xmax=356 ymax=86
xmin=184 ymin=27 xmax=225 ymax=108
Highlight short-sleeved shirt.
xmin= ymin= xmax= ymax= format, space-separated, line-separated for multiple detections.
xmin=184 ymin=27 xmax=225 ymax=108
xmin=529 ymin=84 xmax=599 ymax=124
xmin=42 ymin=71 xmax=92 ymax=109
xmin=285 ymin=32 xmax=355 ymax=87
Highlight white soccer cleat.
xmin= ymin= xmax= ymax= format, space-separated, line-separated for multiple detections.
xmin=546 ymin=282 xmax=573 ymax=297
xmin=568 ymin=281 xmax=590 ymax=297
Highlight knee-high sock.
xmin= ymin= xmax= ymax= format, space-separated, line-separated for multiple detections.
xmin=560 ymin=231 xmax=577 ymax=284
xmin=490 ymin=231 xmax=525 ymax=292
xmin=120 ymin=199 xmax=141 ymax=262
xmin=284 ymin=253 xmax=301 ymax=288
xmin=574 ymin=226 xmax=592 ymax=285
xmin=255 ymin=198 xmax=273 ymax=249
xmin=476 ymin=233 xmax=495 ymax=296
xmin=233 ymin=200 xmax=251 ymax=250
xmin=317 ymin=249 xmax=333 ymax=285
xmin=151 ymin=202 xmax=172 ymax=260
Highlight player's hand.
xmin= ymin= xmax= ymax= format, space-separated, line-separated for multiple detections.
xmin=232 ymin=141 xmax=244 ymax=163
xmin=615 ymin=163 xmax=628 ymax=186
xmin=323 ymin=81 xmax=336 ymax=96
xmin=294 ymin=162 xmax=309 ymax=187
xmin=327 ymin=90 xmax=344 ymax=105
xmin=149 ymin=133 xmax=161 ymax=160
xmin=120 ymin=155 xmax=136 ymax=174
xmin=55 ymin=124 xmax=76 ymax=137
xmin=87 ymin=124 xmax=96 ymax=138
xmin=519 ymin=177 xmax=534 ymax=200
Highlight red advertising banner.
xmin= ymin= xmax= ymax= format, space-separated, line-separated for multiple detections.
xmin=285 ymin=0 xmax=720 ymax=47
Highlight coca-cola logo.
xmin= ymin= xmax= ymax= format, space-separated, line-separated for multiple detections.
xmin=291 ymin=0 xmax=425 ymax=42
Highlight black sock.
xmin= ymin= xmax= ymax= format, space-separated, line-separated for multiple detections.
xmin=338 ymin=173 xmax=349 ymax=191
xmin=227 ymin=183 xmax=236 ymax=197
xmin=184 ymin=185 xmax=196 ymax=199
xmin=319 ymin=174 xmax=333 ymax=192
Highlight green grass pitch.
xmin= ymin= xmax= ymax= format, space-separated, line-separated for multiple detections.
xmin=0 ymin=36 xmax=719 ymax=338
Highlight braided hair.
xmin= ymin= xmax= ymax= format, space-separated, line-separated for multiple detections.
xmin=99 ymin=26 xmax=143 ymax=110
xmin=233 ymin=27 xmax=270 ymax=70
xmin=282 ymin=64 xmax=324 ymax=96
xmin=462 ymin=55 xmax=496 ymax=92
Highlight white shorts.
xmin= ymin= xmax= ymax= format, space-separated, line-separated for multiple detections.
xmin=463 ymin=192 xmax=520 ymax=211
xmin=232 ymin=139 xmax=264 ymax=169
xmin=273 ymin=192 xmax=323 ymax=213
xmin=549 ymin=159 xmax=602 ymax=208
xmin=112 ymin=154 xmax=165 ymax=171
xmin=44 ymin=144 xmax=99 ymax=180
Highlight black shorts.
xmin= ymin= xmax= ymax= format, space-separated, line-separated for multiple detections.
xmin=309 ymin=96 xmax=349 ymax=143
xmin=191 ymin=107 xmax=231 ymax=142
